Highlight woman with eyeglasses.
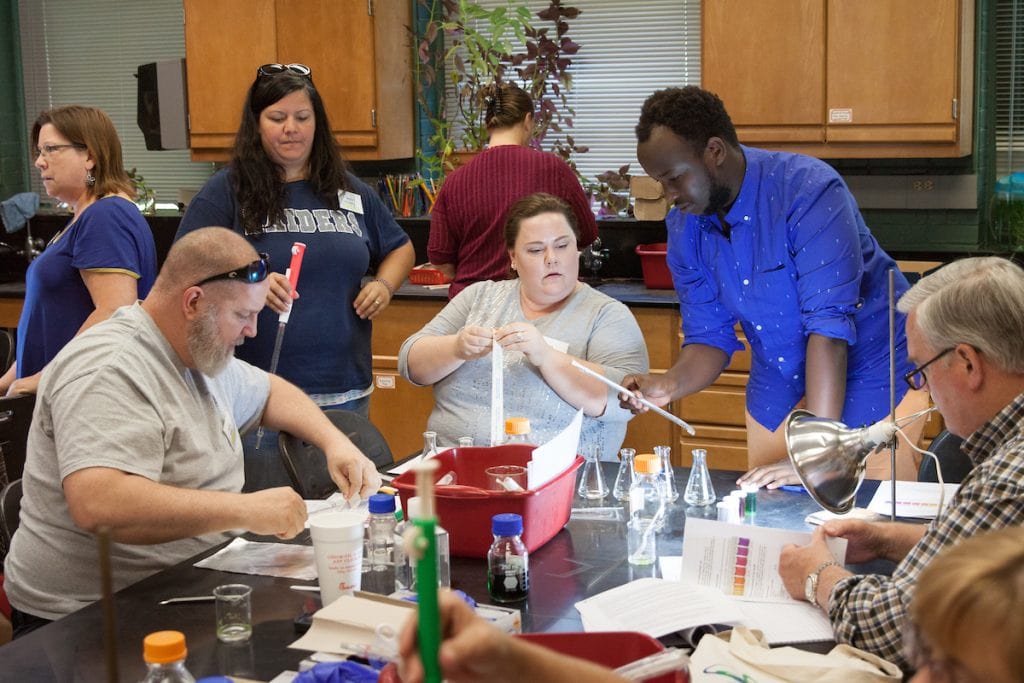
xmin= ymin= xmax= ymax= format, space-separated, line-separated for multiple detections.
xmin=428 ymin=82 xmax=598 ymax=300
xmin=0 ymin=106 xmax=157 ymax=397
xmin=905 ymin=525 xmax=1023 ymax=682
xmin=176 ymin=63 xmax=414 ymax=490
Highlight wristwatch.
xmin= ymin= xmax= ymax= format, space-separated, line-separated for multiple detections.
xmin=804 ymin=560 xmax=841 ymax=607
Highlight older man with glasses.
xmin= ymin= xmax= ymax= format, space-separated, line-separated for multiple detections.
xmin=3 ymin=227 xmax=381 ymax=637
xmin=776 ymin=256 xmax=1024 ymax=674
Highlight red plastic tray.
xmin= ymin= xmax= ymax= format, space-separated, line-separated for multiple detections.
xmin=408 ymin=266 xmax=451 ymax=285
xmin=379 ymin=631 xmax=687 ymax=682
xmin=635 ymin=242 xmax=673 ymax=289
xmin=391 ymin=445 xmax=583 ymax=558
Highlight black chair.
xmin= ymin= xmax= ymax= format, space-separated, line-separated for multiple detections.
xmin=0 ymin=329 xmax=14 ymax=374
xmin=918 ymin=429 xmax=973 ymax=484
xmin=0 ymin=478 xmax=22 ymax=560
xmin=278 ymin=409 xmax=393 ymax=499
xmin=0 ymin=393 xmax=35 ymax=487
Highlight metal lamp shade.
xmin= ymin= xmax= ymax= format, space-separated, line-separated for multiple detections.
xmin=784 ymin=409 xmax=878 ymax=514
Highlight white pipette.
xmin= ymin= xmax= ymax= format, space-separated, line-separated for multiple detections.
xmin=569 ymin=360 xmax=696 ymax=435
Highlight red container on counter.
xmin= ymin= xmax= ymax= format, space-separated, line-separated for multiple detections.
xmin=635 ymin=242 xmax=673 ymax=290
xmin=391 ymin=444 xmax=583 ymax=558
xmin=379 ymin=631 xmax=687 ymax=682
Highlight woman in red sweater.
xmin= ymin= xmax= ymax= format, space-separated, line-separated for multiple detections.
xmin=428 ymin=82 xmax=598 ymax=299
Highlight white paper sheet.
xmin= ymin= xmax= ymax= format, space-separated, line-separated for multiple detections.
xmin=526 ymin=409 xmax=582 ymax=489
xmin=866 ymin=481 xmax=959 ymax=519
xmin=574 ymin=577 xmax=835 ymax=646
xmin=194 ymin=537 xmax=317 ymax=580
xmin=681 ymin=518 xmax=847 ymax=603
xmin=490 ymin=339 xmax=504 ymax=445
xmin=289 ymin=593 xmax=414 ymax=657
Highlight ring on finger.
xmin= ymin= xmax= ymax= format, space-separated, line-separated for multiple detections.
xmin=517 ymin=331 xmax=524 ymax=342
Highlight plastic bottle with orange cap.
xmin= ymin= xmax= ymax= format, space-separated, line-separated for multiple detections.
xmin=503 ymin=416 xmax=534 ymax=445
xmin=140 ymin=630 xmax=195 ymax=682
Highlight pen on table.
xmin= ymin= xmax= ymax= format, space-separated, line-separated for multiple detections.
xmin=158 ymin=595 xmax=215 ymax=605
xmin=569 ymin=360 xmax=696 ymax=435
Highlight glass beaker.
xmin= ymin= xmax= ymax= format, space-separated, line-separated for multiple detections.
xmin=577 ymin=443 xmax=608 ymax=500
xmin=612 ymin=448 xmax=636 ymax=501
xmin=683 ymin=448 xmax=716 ymax=507
xmin=654 ymin=445 xmax=679 ymax=502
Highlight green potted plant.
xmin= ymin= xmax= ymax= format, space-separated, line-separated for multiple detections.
xmin=127 ymin=167 xmax=156 ymax=215
xmin=588 ymin=164 xmax=632 ymax=218
xmin=414 ymin=0 xmax=584 ymax=183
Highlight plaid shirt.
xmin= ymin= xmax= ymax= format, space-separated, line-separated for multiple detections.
xmin=828 ymin=391 xmax=1024 ymax=669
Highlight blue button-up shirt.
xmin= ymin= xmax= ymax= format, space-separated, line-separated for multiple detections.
xmin=666 ymin=146 xmax=911 ymax=430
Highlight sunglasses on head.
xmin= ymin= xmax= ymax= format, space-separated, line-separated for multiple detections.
xmin=196 ymin=253 xmax=271 ymax=287
xmin=257 ymin=63 xmax=312 ymax=79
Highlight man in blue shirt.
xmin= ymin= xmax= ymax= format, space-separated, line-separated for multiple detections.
xmin=623 ymin=86 xmax=930 ymax=487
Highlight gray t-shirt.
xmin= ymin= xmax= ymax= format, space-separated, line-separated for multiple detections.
xmin=398 ymin=280 xmax=649 ymax=459
xmin=4 ymin=303 xmax=269 ymax=620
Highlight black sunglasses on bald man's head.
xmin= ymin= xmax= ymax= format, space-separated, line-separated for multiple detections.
xmin=196 ymin=253 xmax=271 ymax=287
xmin=257 ymin=63 xmax=312 ymax=79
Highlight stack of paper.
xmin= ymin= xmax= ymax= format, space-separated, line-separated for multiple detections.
xmin=576 ymin=518 xmax=847 ymax=645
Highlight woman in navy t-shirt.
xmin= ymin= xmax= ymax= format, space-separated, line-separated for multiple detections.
xmin=1 ymin=106 xmax=157 ymax=397
xmin=177 ymin=64 xmax=414 ymax=490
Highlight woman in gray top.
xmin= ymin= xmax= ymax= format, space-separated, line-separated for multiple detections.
xmin=399 ymin=193 xmax=649 ymax=459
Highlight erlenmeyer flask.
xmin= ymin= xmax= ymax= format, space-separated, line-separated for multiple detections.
xmin=420 ymin=431 xmax=439 ymax=459
xmin=577 ymin=443 xmax=608 ymax=500
xmin=612 ymin=448 xmax=636 ymax=501
xmin=654 ymin=445 xmax=679 ymax=502
xmin=683 ymin=448 xmax=716 ymax=507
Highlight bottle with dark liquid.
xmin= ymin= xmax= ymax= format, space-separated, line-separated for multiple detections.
xmin=486 ymin=513 xmax=529 ymax=603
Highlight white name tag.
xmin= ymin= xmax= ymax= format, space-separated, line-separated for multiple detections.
xmin=339 ymin=191 xmax=364 ymax=214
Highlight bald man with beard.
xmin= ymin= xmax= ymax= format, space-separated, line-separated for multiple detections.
xmin=5 ymin=227 xmax=381 ymax=636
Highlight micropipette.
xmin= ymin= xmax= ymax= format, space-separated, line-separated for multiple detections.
xmin=255 ymin=242 xmax=306 ymax=449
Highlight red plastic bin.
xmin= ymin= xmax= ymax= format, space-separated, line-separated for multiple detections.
xmin=379 ymin=631 xmax=687 ymax=682
xmin=635 ymin=242 xmax=673 ymax=289
xmin=391 ymin=444 xmax=583 ymax=558
xmin=407 ymin=264 xmax=451 ymax=285
xmin=518 ymin=632 xmax=687 ymax=682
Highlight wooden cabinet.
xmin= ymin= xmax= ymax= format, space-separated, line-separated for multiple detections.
xmin=702 ymin=0 xmax=974 ymax=158
xmin=183 ymin=0 xmax=413 ymax=162
xmin=369 ymin=298 xmax=443 ymax=459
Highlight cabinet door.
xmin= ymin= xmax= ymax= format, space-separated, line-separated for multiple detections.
xmin=184 ymin=0 xmax=277 ymax=153
xmin=826 ymin=0 xmax=959 ymax=143
xmin=276 ymin=0 xmax=378 ymax=150
xmin=702 ymin=0 xmax=825 ymax=143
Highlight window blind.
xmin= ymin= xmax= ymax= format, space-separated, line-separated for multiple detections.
xmin=18 ymin=0 xmax=216 ymax=203
xmin=996 ymin=0 xmax=1023 ymax=176
xmin=460 ymin=0 xmax=701 ymax=184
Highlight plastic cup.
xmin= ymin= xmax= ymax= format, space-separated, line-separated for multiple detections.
xmin=213 ymin=584 xmax=253 ymax=643
xmin=309 ymin=510 xmax=365 ymax=605
xmin=485 ymin=465 xmax=528 ymax=491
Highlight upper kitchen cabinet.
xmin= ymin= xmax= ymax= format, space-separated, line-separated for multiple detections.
xmin=702 ymin=0 xmax=974 ymax=158
xmin=183 ymin=0 xmax=413 ymax=162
